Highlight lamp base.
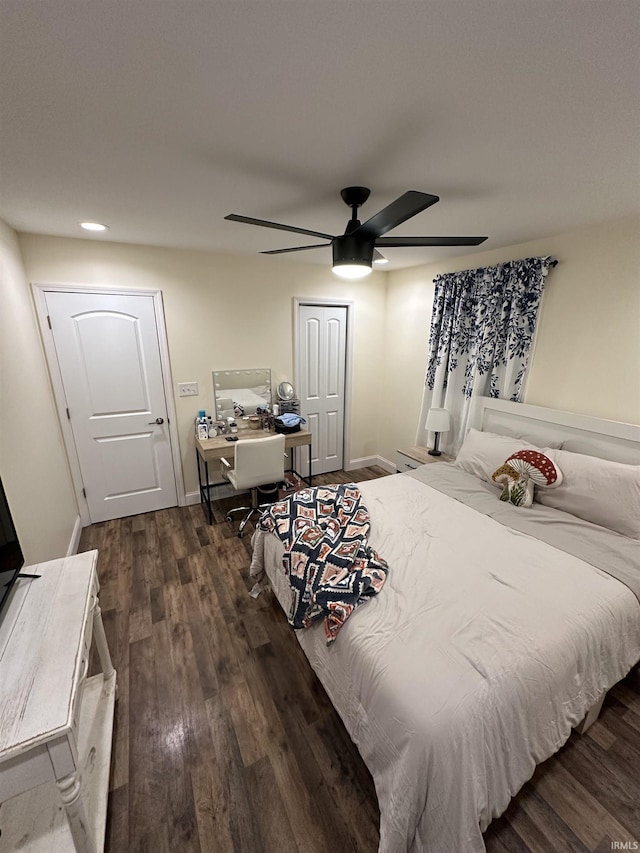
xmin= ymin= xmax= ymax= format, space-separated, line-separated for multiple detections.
xmin=428 ymin=430 xmax=443 ymax=456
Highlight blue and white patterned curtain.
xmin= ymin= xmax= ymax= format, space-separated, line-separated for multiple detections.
xmin=417 ymin=256 xmax=554 ymax=454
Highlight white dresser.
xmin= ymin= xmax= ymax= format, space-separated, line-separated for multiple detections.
xmin=0 ymin=550 xmax=116 ymax=853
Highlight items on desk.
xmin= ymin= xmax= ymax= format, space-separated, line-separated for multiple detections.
xmin=277 ymin=381 xmax=295 ymax=401
xmin=199 ymin=414 xmax=231 ymax=438
xmin=274 ymin=413 xmax=307 ymax=434
xmin=278 ymin=412 xmax=306 ymax=426
xmin=256 ymin=403 xmax=273 ymax=431
xmin=194 ymin=411 xmax=240 ymax=440
xmin=195 ymin=410 xmax=209 ymax=440
xmin=276 ymin=381 xmax=301 ymax=416
xmin=219 ymin=416 xmax=239 ymax=434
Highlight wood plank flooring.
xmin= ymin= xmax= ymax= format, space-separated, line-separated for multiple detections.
xmin=79 ymin=466 xmax=640 ymax=853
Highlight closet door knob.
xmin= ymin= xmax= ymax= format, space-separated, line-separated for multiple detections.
xmin=148 ymin=417 xmax=164 ymax=425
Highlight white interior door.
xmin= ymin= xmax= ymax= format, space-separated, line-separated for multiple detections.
xmin=44 ymin=290 xmax=178 ymax=522
xmin=297 ymin=304 xmax=347 ymax=476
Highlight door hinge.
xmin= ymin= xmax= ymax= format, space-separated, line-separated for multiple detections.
xmin=47 ymin=315 xmax=52 ymax=330
xmin=66 ymin=407 xmax=70 ymax=420
xmin=82 ymin=487 xmax=87 ymax=498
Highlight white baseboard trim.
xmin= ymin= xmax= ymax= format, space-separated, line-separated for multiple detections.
xmin=67 ymin=515 xmax=83 ymax=556
xmin=347 ymin=455 xmax=396 ymax=474
xmin=377 ymin=456 xmax=397 ymax=473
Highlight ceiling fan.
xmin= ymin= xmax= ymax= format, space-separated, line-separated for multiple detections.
xmin=225 ymin=187 xmax=487 ymax=279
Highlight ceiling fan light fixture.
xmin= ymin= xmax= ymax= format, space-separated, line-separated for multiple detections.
xmin=332 ymin=234 xmax=374 ymax=280
xmin=332 ymin=262 xmax=372 ymax=280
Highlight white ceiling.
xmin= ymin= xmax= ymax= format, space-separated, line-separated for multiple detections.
xmin=0 ymin=0 xmax=638 ymax=270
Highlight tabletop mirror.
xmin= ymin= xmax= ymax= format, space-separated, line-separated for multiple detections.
xmin=212 ymin=368 xmax=272 ymax=423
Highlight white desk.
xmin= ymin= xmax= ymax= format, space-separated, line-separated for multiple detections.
xmin=0 ymin=550 xmax=116 ymax=853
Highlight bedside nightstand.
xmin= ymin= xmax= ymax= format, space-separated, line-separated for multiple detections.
xmin=396 ymin=446 xmax=454 ymax=473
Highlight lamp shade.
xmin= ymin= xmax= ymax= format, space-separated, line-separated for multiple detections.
xmin=425 ymin=407 xmax=451 ymax=433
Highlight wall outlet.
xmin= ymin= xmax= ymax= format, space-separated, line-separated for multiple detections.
xmin=178 ymin=382 xmax=199 ymax=397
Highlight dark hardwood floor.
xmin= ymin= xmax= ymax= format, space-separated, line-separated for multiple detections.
xmin=79 ymin=466 xmax=640 ymax=853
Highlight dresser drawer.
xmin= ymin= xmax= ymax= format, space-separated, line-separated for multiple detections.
xmin=396 ymin=451 xmax=423 ymax=472
xmin=0 ymin=745 xmax=53 ymax=801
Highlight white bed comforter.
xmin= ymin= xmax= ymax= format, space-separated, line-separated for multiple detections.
xmin=252 ymin=471 xmax=640 ymax=852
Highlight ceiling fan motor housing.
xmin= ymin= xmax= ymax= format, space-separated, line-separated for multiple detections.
xmin=332 ymin=234 xmax=375 ymax=269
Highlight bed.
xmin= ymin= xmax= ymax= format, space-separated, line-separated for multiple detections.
xmin=249 ymin=398 xmax=640 ymax=853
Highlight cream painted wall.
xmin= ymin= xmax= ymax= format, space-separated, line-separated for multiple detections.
xmin=380 ymin=215 xmax=640 ymax=466
xmin=0 ymin=220 xmax=79 ymax=562
xmin=8 ymin=215 xmax=638 ymax=526
xmin=17 ymin=234 xmax=387 ymax=497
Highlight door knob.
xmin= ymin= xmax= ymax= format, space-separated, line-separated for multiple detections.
xmin=148 ymin=417 xmax=164 ymax=425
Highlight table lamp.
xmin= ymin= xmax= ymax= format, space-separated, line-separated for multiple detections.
xmin=425 ymin=407 xmax=451 ymax=456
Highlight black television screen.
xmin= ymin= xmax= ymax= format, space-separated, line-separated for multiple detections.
xmin=0 ymin=477 xmax=24 ymax=616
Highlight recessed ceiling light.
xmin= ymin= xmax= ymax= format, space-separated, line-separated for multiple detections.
xmin=374 ymin=256 xmax=389 ymax=265
xmin=80 ymin=222 xmax=109 ymax=232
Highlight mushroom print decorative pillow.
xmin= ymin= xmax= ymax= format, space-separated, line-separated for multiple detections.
xmin=491 ymin=450 xmax=562 ymax=508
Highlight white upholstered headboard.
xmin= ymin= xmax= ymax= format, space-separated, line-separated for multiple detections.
xmin=469 ymin=398 xmax=640 ymax=465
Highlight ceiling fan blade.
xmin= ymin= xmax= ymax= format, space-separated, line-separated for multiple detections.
xmin=225 ymin=213 xmax=334 ymax=241
xmin=356 ymin=191 xmax=440 ymax=240
xmin=375 ymin=236 xmax=488 ymax=247
xmin=261 ymin=243 xmax=330 ymax=255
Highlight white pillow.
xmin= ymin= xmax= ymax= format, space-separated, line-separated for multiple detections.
xmin=454 ymin=428 xmax=541 ymax=484
xmin=536 ymin=448 xmax=640 ymax=539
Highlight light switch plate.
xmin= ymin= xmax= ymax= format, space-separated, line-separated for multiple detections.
xmin=178 ymin=382 xmax=199 ymax=397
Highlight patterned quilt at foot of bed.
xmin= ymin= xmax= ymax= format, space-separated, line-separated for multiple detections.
xmin=257 ymin=484 xmax=389 ymax=645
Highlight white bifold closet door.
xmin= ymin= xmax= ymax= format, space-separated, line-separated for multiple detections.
xmin=297 ymin=304 xmax=347 ymax=476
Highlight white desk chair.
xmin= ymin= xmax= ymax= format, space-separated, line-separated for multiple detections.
xmin=221 ymin=434 xmax=286 ymax=537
